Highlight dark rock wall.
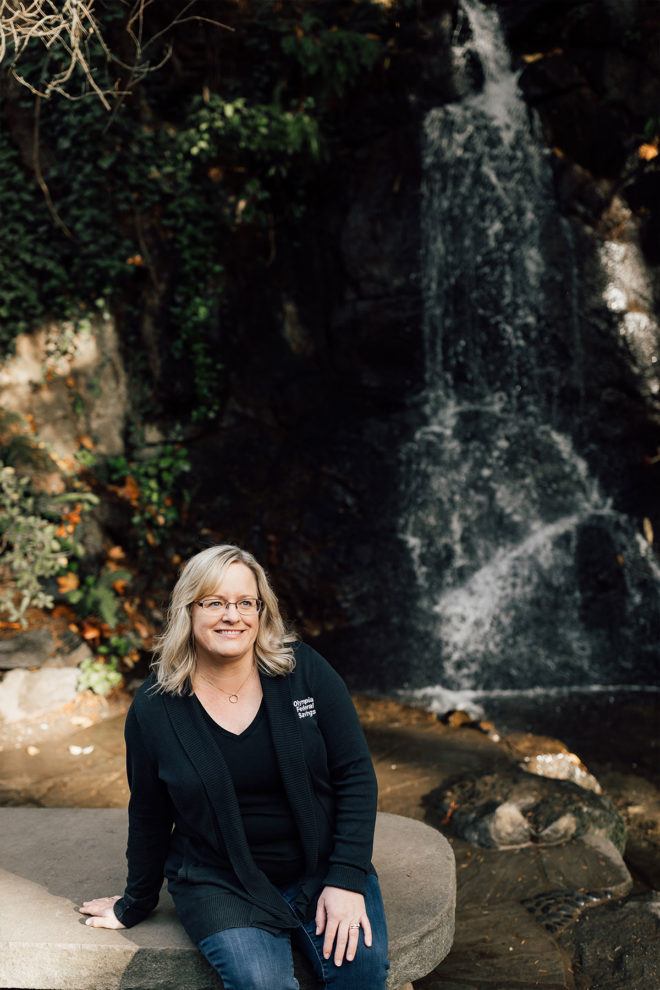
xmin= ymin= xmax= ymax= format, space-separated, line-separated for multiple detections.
xmin=166 ymin=2 xmax=461 ymax=686
xmin=493 ymin=0 xmax=660 ymax=517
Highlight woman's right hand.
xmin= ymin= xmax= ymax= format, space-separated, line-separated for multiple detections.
xmin=79 ymin=895 xmax=126 ymax=929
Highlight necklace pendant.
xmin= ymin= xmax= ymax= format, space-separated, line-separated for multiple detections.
xmin=228 ymin=694 xmax=239 ymax=704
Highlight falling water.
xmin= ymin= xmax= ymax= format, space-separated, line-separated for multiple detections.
xmin=399 ymin=0 xmax=660 ymax=702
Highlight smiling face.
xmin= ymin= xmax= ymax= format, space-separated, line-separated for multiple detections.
xmin=191 ymin=561 xmax=260 ymax=670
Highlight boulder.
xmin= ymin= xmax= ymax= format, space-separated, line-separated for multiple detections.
xmin=424 ymin=767 xmax=626 ymax=850
xmin=0 ymin=668 xmax=79 ymax=724
xmin=0 ymin=629 xmax=56 ymax=669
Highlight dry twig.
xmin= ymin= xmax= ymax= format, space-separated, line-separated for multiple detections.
xmin=0 ymin=0 xmax=232 ymax=107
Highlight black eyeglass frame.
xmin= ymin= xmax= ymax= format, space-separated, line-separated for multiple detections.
xmin=193 ymin=597 xmax=263 ymax=615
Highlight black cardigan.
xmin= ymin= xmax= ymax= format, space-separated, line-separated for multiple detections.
xmin=113 ymin=642 xmax=378 ymax=943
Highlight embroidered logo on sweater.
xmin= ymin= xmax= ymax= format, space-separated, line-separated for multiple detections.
xmin=293 ymin=697 xmax=316 ymax=718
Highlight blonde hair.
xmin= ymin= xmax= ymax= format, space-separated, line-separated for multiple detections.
xmin=152 ymin=545 xmax=297 ymax=694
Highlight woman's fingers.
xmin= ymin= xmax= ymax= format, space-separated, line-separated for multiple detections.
xmin=83 ymin=914 xmax=124 ymax=929
xmin=331 ymin=919 xmax=352 ymax=967
xmin=345 ymin=921 xmax=361 ymax=962
xmin=316 ymin=886 xmax=371 ymax=965
xmin=79 ymin=895 xmax=125 ymax=929
xmin=361 ymin=909 xmax=373 ymax=948
xmin=79 ymin=894 xmax=120 ymax=914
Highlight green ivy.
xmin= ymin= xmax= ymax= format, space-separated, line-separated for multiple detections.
xmin=0 ymin=1 xmax=393 ymax=419
xmin=106 ymin=444 xmax=191 ymax=547
xmin=0 ymin=465 xmax=99 ymax=624
xmin=66 ymin=567 xmax=133 ymax=628
xmin=281 ymin=13 xmax=383 ymax=98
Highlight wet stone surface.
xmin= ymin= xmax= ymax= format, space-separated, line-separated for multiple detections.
xmin=423 ymin=766 xmax=626 ymax=850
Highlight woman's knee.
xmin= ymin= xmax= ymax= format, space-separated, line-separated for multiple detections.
xmin=327 ymin=941 xmax=390 ymax=990
xmin=198 ymin=927 xmax=299 ymax=990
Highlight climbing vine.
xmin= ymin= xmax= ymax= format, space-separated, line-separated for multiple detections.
xmin=0 ymin=1 xmax=391 ymax=419
xmin=0 ymin=0 xmax=400 ymax=643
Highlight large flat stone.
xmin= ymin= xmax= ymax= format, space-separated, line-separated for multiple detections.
xmin=0 ymin=808 xmax=455 ymax=990
xmin=0 ymin=669 xmax=79 ymax=725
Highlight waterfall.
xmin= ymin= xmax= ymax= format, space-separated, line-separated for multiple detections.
xmin=399 ymin=0 xmax=660 ymax=701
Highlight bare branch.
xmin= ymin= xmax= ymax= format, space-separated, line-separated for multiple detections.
xmin=32 ymin=93 xmax=75 ymax=239
xmin=0 ymin=0 xmax=232 ymax=107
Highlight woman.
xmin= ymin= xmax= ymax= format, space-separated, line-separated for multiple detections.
xmin=80 ymin=544 xmax=389 ymax=990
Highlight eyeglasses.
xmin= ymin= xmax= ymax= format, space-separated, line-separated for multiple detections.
xmin=194 ymin=597 xmax=263 ymax=615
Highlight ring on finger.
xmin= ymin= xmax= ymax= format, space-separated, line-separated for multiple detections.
xmin=349 ymin=923 xmax=360 ymax=931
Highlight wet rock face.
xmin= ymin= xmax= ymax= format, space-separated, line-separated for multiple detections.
xmin=565 ymin=891 xmax=660 ymax=990
xmin=424 ymin=767 xmax=626 ymax=850
xmin=521 ymin=887 xmax=613 ymax=937
xmin=0 ymin=315 xmax=128 ymax=462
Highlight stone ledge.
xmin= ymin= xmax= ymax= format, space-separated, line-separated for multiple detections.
xmin=0 ymin=809 xmax=455 ymax=990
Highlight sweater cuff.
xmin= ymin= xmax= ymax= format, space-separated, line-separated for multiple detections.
xmin=323 ymin=864 xmax=367 ymax=895
xmin=113 ymin=894 xmax=156 ymax=928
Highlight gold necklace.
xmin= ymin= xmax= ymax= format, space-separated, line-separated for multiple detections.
xmin=196 ymin=665 xmax=256 ymax=704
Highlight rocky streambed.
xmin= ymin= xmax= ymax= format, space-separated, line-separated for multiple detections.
xmin=0 ymin=667 xmax=658 ymax=989
xmin=357 ymin=692 xmax=660 ymax=990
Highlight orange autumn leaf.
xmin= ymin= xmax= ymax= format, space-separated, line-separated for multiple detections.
xmin=57 ymin=572 xmax=80 ymax=593
xmin=52 ymin=604 xmax=75 ymax=619
xmin=107 ymin=545 xmax=126 ymax=561
xmin=639 ymin=142 xmax=659 ymax=161
xmin=522 ymin=47 xmax=562 ymax=63
xmin=0 ymin=621 xmax=22 ymax=630
xmin=77 ymin=434 xmax=95 ymax=451
xmin=55 ymin=455 xmax=77 ymax=473
xmin=112 ymin=578 xmax=130 ymax=595
xmin=63 ymin=505 xmax=83 ymax=526
xmin=81 ymin=622 xmax=102 ymax=642
xmin=134 ymin=620 xmax=152 ymax=640
xmin=112 ymin=476 xmax=141 ymax=506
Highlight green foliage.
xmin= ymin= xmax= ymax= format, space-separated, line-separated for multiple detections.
xmin=0 ymin=0 xmax=393 ymax=417
xmin=97 ymin=632 xmax=141 ymax=666
xmin=77 ymin=656 xmax=124 ymax=696
xmin=106 ymin=444 xmax=191 ymax=547
xmin=77 ymin=631 xmax=141 ymax=695
xmin=0 ymin=465 xmax=98 ymax=624
xmin=66 ymin=567 xmax=133 ymax=628
xmin=643 ymin=115 xmax=660 ymax=141
xmin=0 ymin=141 xmax=67 ymax=352
xmin=281 ymin=13 xmax=383 ymax=98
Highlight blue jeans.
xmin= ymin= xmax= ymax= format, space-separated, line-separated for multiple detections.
xmin=198 ymin=873 xmax=389 ymax=990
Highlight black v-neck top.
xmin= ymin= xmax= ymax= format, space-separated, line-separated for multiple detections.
xmin=196 ymin=698 xmax=305 ymax=884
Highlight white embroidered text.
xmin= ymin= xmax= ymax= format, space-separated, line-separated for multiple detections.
xmin=293 ymin=697 xmax=316 ymax=719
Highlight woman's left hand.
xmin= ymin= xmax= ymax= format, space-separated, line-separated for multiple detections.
xmin=315 ymin=886 xmax=372 ymax=966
